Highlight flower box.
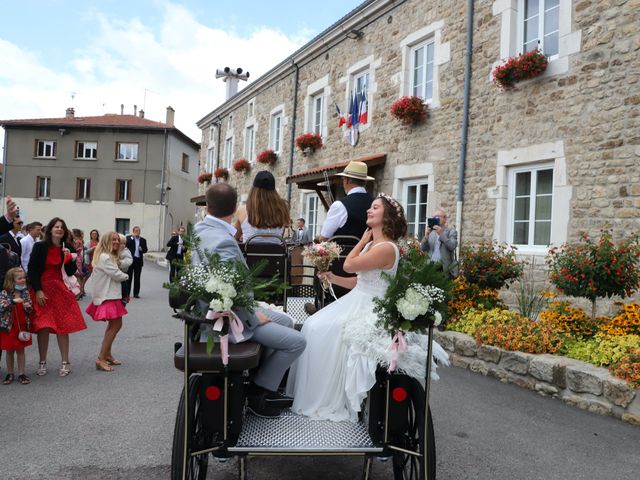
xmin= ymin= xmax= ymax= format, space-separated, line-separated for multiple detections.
xmin=390 ymin=96 xmax=428 ymax=125
xmin=233 ymin=158 xmax=251 ymax=173
xmin=214 ymin=167 xmax=229 ymax=180
xmin=197 ymin=172 xmax=213 ymax=184
xmin=257 ymin=149 xmax=278 ymax=165
xmin=295 ymin=133 xmax=323 ymax=154
xmin=493 ymin=49 xmax=549 ymax=89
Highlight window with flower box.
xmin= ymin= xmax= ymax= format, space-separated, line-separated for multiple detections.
xmin=311 ymin=94 xmax=324 ymax=136
xmin=244 ymin=126 xmax=255 ymax=163
xmin=34 ymin=140 xmax=56 ymax=158
xmin=270 ymin=110 xmax=283 ymax=153
xmin=206 ymin=146 xmax=215 ymax=172
xmin=224 ymin=137 xmax=234 ymax=169
xmin=75 ymin=141 xmax=97 ymax=160
xmin=411 ymin=39 xmax=435 ymax=101
xmin=521 ymin=0 xmax=560 ymax=57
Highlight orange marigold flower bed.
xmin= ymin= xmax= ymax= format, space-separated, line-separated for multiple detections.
xmin=601 ymin=302 xmax=640 ymax=336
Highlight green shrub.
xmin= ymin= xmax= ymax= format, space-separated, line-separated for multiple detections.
xmin=563 ymin=334 xmax=640 ymax=367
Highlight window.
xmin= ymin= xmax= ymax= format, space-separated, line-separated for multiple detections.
xmin=244 ymin=126 xmax=255 ymax=162
xmin=181 ymin=153 xmax=189 ymax=173
xmin=411 ymin=39 xmax=435 ymax=101
xmin=76 ymin=178 xmax=91 ymax=201
xmin=116 ymin=179 xmax=132 ymax=202
xmin=75 ymin=141 xmax=97 ymax=159
xmin=206 ymin=147 xmax=215 ymax=172
xmin=36 ymin=176 xmax=51 ymax=199
xmin=35 ymin=140 xmax=56 ymax=158
xmin=354 ymin=71 xmax=369 ymax=120
xmin=248 ymin=101 xmax=255 ymax=117
xmin=311 ymin=94 xmax=324 ymax=135
xmin=302 ymin=193 xmax=319 ymax=238
xmin=224 ymin=137 xmax=233 ymax=169
xmin=209 ymin=125 xmax=215 ymax=142
xmin=521 ymin=0 xmax=560 ymax=56
xmin=510 ymin=165 xmax=553 ymax=246
xmin=270 ymin=111 xmax=283 ymax=153
xmin=404 ymin=182 xmax=429 ymax=240
xmin=228 ymin=115 xmax=234 ymax=129
xmin=116 ymin=143 xmax=138 ymax=161
xmin=115 ymin=218 xmax=130 ymax=235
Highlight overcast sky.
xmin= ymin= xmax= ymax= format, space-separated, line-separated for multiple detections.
xmin=0 ymin=0 xmax=363 ymax=153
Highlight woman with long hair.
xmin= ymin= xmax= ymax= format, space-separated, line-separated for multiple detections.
xmin=234 ymin=171 xmax=290 ymax=244
xmin=28 ymin=217 xmax=87 ymax=377
xmin=85 ymin=229 xmax=99 ymax=273
xmin=286 ymin=194 xmax=448 ymax=422
xmin=85 ymin=232 xmax=129 ymax=372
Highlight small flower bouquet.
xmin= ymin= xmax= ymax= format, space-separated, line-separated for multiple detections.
xmin=390 ymin=96 xmax=428 ymax=125
xmin=302 ymin=241 xmax=342 ymax=289
xmin=295 ymin=133 xmax=323 ymax=153
xmin=397 ymin=236 xmax=424 ymax=258
xmin=233 ymin=158 xmax=251 ymax=173
xmin=493 ymin=49 xmax=548 ymax=89
xmin=257 ymin=149 xmax=278 ymax=165
xmin=197 ymin=172 xmax=213 ymax=184
xmin=214 ymin=167 xmax=229 ymax=180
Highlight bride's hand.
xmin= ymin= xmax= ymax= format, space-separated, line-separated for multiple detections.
xmin=359 ymin=228 xmax=373 ymax=245
xmin=317 ymin=271 xmax=334 ymax=283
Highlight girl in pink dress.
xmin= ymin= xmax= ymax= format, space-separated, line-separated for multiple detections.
xmin=0 ymin=267 xmax=33 ymax=385
xmin=85 ymin=232 xmax=129 ymax=372
xmin=28 ymin=217 xmax=87 ymax=377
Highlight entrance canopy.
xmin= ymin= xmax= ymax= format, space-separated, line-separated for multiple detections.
xmin=286 ymin=154 xmax=386 ymax=210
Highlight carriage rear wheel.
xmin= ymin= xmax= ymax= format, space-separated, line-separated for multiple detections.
xmin=391 ymin=379 xmax=436 ymax=480
xmin=171 ymin=375 xmax=210 ymax=480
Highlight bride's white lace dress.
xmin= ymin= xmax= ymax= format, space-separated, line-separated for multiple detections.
xmin=286 ymin=241 xmax=449 ymax=422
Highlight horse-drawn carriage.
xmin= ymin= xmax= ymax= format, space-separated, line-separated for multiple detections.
xmin=170 ymin=234 xmax=439 ymax=480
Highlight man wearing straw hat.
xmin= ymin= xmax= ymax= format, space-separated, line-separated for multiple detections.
xmin=315 ymin=160 xmax=374 ymax=302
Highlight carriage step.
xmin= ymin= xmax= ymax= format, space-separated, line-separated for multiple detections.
xmin=229 ymin=409 xmax=383 ymax=454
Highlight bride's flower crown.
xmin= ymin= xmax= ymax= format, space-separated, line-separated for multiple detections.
xmin=377 ymin=192 xmax=403 ymax=218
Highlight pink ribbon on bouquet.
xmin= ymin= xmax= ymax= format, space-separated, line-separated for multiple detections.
xmin=206 ymin=310 xmax=245 ymax=366
xmin=387 ymin=330 xmax=407 ymax=373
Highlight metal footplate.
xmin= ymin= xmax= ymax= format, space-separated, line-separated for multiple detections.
xmin=229 ymin=410 xmax=383 ymax=454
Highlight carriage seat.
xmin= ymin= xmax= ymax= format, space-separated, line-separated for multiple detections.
xmin=174 ymin=341 xmax=263 ymax=372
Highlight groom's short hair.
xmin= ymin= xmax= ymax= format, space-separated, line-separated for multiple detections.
xmin=206 ymin=183 xmax=237 ymax=217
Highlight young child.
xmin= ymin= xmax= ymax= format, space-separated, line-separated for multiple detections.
xmin=85 ymin=232 xmax=129 ymax=372
xmin=0 ymin=267 xmax=33 ymax=384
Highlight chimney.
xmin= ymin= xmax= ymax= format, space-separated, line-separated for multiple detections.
xmin=120 ymin=104 xmax=124 ymax=115
xmin=65 ymin=107 xmax=75 ymax=118
xmin=133 ymin=104 xmax=137 ymax=116
xmin=166 ymin=106 xmax=175 ymax=127
xmin=139 ymin=109 xmax=145 ymax=118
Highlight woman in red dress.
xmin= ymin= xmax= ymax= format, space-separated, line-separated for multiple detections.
xmin=27 ymin=217 xmax=87 ymax=377
xmin=0 ymin=267 xmax=33 ymax=385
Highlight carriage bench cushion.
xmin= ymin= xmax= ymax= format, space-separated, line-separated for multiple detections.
xmin=174 ymin=341 xmax=263 ymax=372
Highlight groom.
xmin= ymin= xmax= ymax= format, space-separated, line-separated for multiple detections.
xmin=192 ymin=183 xmax=306 ymax=418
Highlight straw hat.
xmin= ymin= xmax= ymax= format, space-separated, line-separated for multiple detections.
xmin=335 ymin=161 xmax=374 ymax=181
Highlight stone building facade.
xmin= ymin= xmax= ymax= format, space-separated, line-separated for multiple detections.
xmin=1 ymin=107 xmax=200 ymax=250
xmin=196 ymin=0 xmax=639 ymax=305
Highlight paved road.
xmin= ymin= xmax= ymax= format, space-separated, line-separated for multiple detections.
xmin=2 ymin=263 xmax=639 ymax=479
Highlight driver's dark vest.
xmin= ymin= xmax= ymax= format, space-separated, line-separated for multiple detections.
xmin=333 ymin=192 xmax=373 ymax=238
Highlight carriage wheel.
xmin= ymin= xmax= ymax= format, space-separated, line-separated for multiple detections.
xmin=171 ymin=375 xmax=210 ymax=480
xmin=391 ymin=379 xmax=436 ymax=480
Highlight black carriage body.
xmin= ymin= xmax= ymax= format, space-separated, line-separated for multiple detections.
xmin=198 ymin=372 xmax=246 ymax=444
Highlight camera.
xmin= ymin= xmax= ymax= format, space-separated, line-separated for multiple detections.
xmin=427 ymin=217 xmax=440 ymax=229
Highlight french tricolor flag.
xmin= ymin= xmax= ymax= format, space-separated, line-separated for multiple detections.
xmin=358 ymin=91 xmax=368 ymax=125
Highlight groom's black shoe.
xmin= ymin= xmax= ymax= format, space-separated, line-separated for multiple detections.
xmin=247 ymin=394 xmax=281 ymax=419
xmin=265 ymin=390 xmax=294 ymax=409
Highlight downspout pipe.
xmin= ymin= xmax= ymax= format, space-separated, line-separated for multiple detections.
xmin=158 ymin=128 xmax=168 ymax=251
xmin=1 ymin=130 xmax=7 ymax=213
xmin=456 ymin=0 xmax=474 ymax=258
xmin=215 ymin=117 xmax=222 ymax=174
xmin=286 ymin=61 xmax=300 ymax=205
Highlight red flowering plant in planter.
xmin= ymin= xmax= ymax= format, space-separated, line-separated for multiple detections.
xmin=232 ymin=158 xmax=251 ymax=173
xmin=493 ymin=49 xmax=549 ymax=89
xmin=390 ymin=96 xmax=428 ymax=125
xmin=295 ymin=133 xmax=323 ymax=154
xmin=197 ymin=172 xmax=213 ymax=184
xmin=257 ymin=149 xmax=278 ymax=165
xmin=214 ymin=167 xmax=229 ymax=180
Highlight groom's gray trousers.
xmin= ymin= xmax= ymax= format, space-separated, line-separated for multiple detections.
xmin=233 ymin=307 xmax=306 ymax=392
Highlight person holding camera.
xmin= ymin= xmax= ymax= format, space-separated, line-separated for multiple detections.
xmin=421 ymin=209 xmax=459 ymax=278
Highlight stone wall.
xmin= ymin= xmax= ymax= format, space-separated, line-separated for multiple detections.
xmin=435 ymin=330 xmax=640 ymax=426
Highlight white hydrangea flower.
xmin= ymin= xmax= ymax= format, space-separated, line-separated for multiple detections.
xmin=433 ymin=311 xmax=442 ymax=326
xmin=209 ymin=298 xmax=224 ymax=312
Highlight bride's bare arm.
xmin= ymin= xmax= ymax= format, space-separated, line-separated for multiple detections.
xmin=318 ymin=271 xmax=357 ymax=290
xmin=343 ymin=230 xmax=396 ymax=273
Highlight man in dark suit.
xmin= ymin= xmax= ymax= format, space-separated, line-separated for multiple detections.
xmin=166 ymin=226 xmax=186 ymax=282
xmin=0 ymin=215 xmax=23 ymax=257
xmin=124 ymin=226 xmax=148 ymax=298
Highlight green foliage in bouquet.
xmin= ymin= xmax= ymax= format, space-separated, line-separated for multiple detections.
xmin=374 ymin=248 xmax=452 ymax=334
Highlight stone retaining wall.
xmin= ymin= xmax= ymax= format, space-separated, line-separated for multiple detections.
xmin=434 ymin=331 xmax=640 ymax=426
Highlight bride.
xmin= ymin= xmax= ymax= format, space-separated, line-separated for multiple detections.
xmin=286 ymin=193 xmax=448 ymax=422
